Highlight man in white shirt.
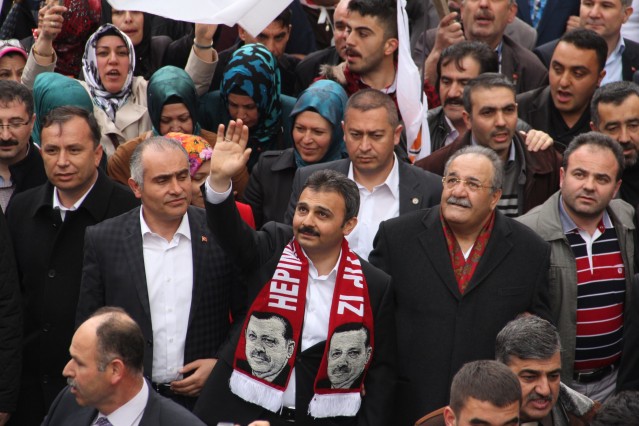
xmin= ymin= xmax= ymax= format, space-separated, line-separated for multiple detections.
xmin=286 ymin=89 xmax=442 ymax=259
xmin=193 ymin=120 xmax=396 ymax=425
xmin=42 ymin=307 xmax=206 ymax=425
xmin=76 ymin=137 xmax=246 ymax=410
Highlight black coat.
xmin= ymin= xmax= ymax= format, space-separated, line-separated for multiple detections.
xmin=295 ymin=46 xmax=342 ymax=93
xmin=369 ymin=207 xmax=552 ymax=425
xmin=5 ymin=142 xmax=47 ymax=212
xmin=5 ymin=170 xmax=139 ymax=424
xmin=193 ymin=195 xmax=397 ymax=425
xmin=517 ymin=0 xmax=580 ymax=47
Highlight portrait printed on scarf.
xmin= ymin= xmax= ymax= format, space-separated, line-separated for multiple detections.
xmin=238 ymin=311 xmax=295 ymax=387
xmin=320 ymin=323 xmax=372 ymax=389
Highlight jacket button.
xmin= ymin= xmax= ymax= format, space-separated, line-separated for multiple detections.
xmin=47 ymin=269 xmax=56 ymax=278
xmin=147 ymin=340 xmax=152 ymax=347
xmin=42 ymin=323 xmax=50 ymax=332
xmin=42 ymin=375 xmax=49 ymax=384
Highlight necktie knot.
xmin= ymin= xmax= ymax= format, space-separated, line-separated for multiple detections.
xmin=95 ymin=417 xmax=113 ymax=426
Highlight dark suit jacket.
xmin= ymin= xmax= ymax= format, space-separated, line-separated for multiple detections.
xmin=193 ymin=195 xmax=397 ymax=426
xmin=368 ymin=207 xmax=552 ymax=425
xmin=284 ymin=158 xmax=443 ymax=224
xmin=5 ymin=142 xmax=47 ymax=212
xmin=534 ymin=37 xmax=639 ymax=82
xmin=5 ymin=170 xmax=139 ymax=423
xmin=295 ymin=46 xmax=342 ymax=93
xmin=76 ymin=206 xmax=247 ymax=380
xmin=517 ymin=0 xmax=580 ymax=46
xmin=42 ymin=382 xmax=206 ymax=426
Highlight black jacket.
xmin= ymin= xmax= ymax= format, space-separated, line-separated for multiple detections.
xmin=5 ymin=142 xmax=47 ymax=212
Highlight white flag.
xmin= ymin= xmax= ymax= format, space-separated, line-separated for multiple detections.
xmin=107 ymin=0 xmax=293 ymax=37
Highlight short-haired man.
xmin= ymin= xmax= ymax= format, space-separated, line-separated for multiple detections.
xmin=496 ymin=315 xmax=599 ymax=424
xmin=210 ymin=8 xmax=300 ymax=96
xmin=535 ymin=0 xmax=639 ymax=85
xmin=194 ymin=122 xmax=396 ymax=425
xmin=590 ymin=81 xmax=639 ymax=207
xmin=286 ymin=89 xmax=442 ymax=259
xmin=518 ymin=132 xmax=636 ymax=402
xmin=42 ymin=307 xmax=206 ymax=425
xmin=418 ymin=73 xmax=561 ymax=217
xmin=443 ymin=360 xmax=521 ymax=426
xmin=0 ymin=80 xmax=46 ymax=212
xmin=77 ymin=137 xmax=246 ymax=410
xmin=417 ymin=0 xmax=548 ymax=95
xmin=370 ymin=145 xmax=551 ymax=424
xmin=5 ymin=106 xmax=138 ymax=426
xmin=518 ymin=29 xmax=608 ymax=149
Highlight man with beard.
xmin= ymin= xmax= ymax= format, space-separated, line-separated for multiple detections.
xmin=369 ymin=145 xmax=551 ymax=424
xmin=0 ymin=80 xmax=46 ymax=213
xmin=417 ymin=73 xmax=561 ymax=217
xmin=590 ymin=81 xmax=639 ymax=208
xmin=496 ymin=315 xmax=599 ymax=425
xmin=518 ymin=132 xmax=635 ymax=402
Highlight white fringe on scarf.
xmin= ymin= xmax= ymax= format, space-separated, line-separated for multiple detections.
xmin=229 ymin=370 xmax=283 ymax=413
xmin=309 ymin=392 xmax=362 ymax=418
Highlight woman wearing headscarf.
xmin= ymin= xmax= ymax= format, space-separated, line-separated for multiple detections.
xmin=22 ymin=5 xmax=217 ymax=157
xmin=107 ymin=65 xmax=249 ymax=198
xmin=241 ymin=79 xmax=348 ymax=228
xmin=199 ymin=43 xmax=295 ymax=172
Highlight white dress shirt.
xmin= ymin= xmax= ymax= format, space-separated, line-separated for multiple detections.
xmin=140 ymin=208 xmax=193 ymax=383
xmin=347 ymin=154 xmax=400 ymax=260
xmin=52 ymin=181 xmax=96 ymax=221
xmin=601 ymin=37 xmax=626 ymax=86
xmin=93 ymin=380 xmax=147 ymax=426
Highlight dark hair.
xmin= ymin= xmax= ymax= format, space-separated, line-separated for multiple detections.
xmin=449 ymin=360 xmax=521 ymax=415
xmin=557 ymin=29 xmax=608 ymax=73
xmin=332 ymin=323 xmax=370 ymax=347
xmin=591 ymin=81 xmax=639 ymax=127
xmin=303 ymin=169 xmax=360 ymax=223
xmin=563 ymin=132 xmax=624 ymax=180
xmin=348 ymin=0 xmax=398 ymax=39
xmin=444 ymin=145 xmax=504 ymax=193
xmin=272 ymin=7 xmax=292 ymax=27
xmin=345 ymin=88 xmax=399 ymax=129
xmin=591 ymin=391 xmax=639 ymax=426
xmin=0 ymin=79 xmax=34 ymax=117
xmin=250 ymin=311 xmax=294 ymax=341
xmin=42 ymin=106 xmax=101 ymax=149
xmin=495 ymin=315 xmax=561 ymax=365
xmin=462 ymin=73 xmax=515 ymax=114
xmin=90 ymin=307 xmax=145 ymax=374
xmin=437 ymin=41 xmax=499 ymax=92
xmin=130 ymin=136 xmax=189 ymax=188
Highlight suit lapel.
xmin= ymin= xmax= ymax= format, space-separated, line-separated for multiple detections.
xmin=187 ymin=207 xmax=205 ymax=328
xmin=397 ymin=161 xmax=422 ymax=214
xmin=124 ymin=209 xmax=152 ymax=320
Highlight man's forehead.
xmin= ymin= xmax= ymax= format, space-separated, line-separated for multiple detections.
xmin=470 ymin=88 xmax=515 ymax=108
xmin=346 ymin=11 xmax=381 ymax=29
xmin=598 ymin=94 xmax=639 ymax=119
xmin=299 ymin=187 xmax=344 ymax=207
xmin=262 ymin=21 xmax=288 ymax=35
xmin=441 ymin=56 xmax=481 ymax=77
xmin=0 ymin=99 xmax=27 ymax=114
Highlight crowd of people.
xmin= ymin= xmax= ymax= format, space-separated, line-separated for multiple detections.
xmin=1 ymin=0 xmax=639 ymax=424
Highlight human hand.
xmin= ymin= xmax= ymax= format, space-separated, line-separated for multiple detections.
xmin=432 ymin=12 xmax=465 ymax=54
xmin=195 ymin=23 xmax=218 ymax=46
xmin=0 ymin=412 xmax=10 ymax=426
xmin=521 ymin=130 xmax=553 ymax=152
xmin=566 ymin=15 xmax=581 ymax=33
xmin=170 ymin=358 xmax=217 ymax=397
xmin=208 ymin=119 xmax=251 ymax=192
xmin=38 ymin=2 xmax=67 ymax=42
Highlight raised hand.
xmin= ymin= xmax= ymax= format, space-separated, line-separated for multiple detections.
xmin=208 ymin=119 xmax=251 ymax=192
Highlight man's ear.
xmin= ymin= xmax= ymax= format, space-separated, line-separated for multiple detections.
xmin=384 ymin=38 xmax=399 ymax=56
xmin=238 ymin=26 xmax=248 ymax=42
xmin=443 ymin=406 xmax=457 ymax=426
xmin=128 ymin=177 xmax=142 ymax=199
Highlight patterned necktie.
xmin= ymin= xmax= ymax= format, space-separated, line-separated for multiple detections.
xmin=95 ymin=417 xmax=113 ymax=426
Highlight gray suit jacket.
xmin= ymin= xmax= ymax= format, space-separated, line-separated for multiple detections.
xmin=41 ymin=382 xmax=206 ymax=425
xmin=284 ymin=158 xmax=443 ymax=224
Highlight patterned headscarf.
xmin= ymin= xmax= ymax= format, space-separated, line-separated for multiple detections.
xmin=165 ymin=132 xmax=213 ymax=176
xmin=221 ymin=43 xmax=282 ymax=145
xmin=147 ymin=66 xmax=200 ymax=136
xmin=32 ymin=72 xmax=94 ymax=145
xmin=81 ymin=24 xmax=135 ymax=121
xmin=290 ymin=80 xmax=348 ymax=168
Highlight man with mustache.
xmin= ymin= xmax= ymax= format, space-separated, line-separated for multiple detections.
xmin=0 ymin=80 xmax=47 ymax=213
xmin=517 ymin=29 xmax=608 ymax=150
xmin=417 ymin=73 xmax=561 ymax=217
xmin=590 ymin=81 xmax=639 ymax=208
xmin=496 ymin=315 xmax=598 ymax=425
xmin=325 ymin=324 xmax=371 ymax=389
xmin=518 ymin=132 xmax=635 ymax=402
xmin=76 ymin=136 xmax=246 ymax=410
xmin=369 ymin=145 xmax=551 ymax=424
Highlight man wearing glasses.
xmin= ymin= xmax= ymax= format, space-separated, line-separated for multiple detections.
xmin=369 ymin=144 xmax=552 ymax=425
xmin=0 ymin=80 xmax=46 ymax=213
xmin=417 ymin=73 xmax=561 ymax=217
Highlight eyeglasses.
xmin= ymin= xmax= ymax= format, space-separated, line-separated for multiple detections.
xmin=0 ymin=120 xmax=30 ymax=131
xmin=442 ymin=176 xmax=495 ymax=192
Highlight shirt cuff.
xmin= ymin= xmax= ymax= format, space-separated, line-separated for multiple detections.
xmin=204 ymin=180 xmax=232 ymax=204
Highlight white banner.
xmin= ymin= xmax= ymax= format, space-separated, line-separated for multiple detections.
xmin=107 ymin=0 xmax=293 ymax=37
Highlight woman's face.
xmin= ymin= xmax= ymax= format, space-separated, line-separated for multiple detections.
xmin=159 ymin=103 xmax=194 ymax=135
xmin=111 ymin=10 xmax=144 ymax=46
xmin=293 ymin=111 xmax=333 ymax=164
xmin=227 ymin=93 xmax=259 ymax=129
xmin=191 ymin=160 xmax=210 ymax=208
xmin=96 ymin=35 xmax=130 ymax=94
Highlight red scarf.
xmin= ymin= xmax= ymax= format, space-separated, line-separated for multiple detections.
xmin=230 ymin=238 xmax=374 ymax=417
xmin=441 ymin=211 xmax=496 ymax=294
